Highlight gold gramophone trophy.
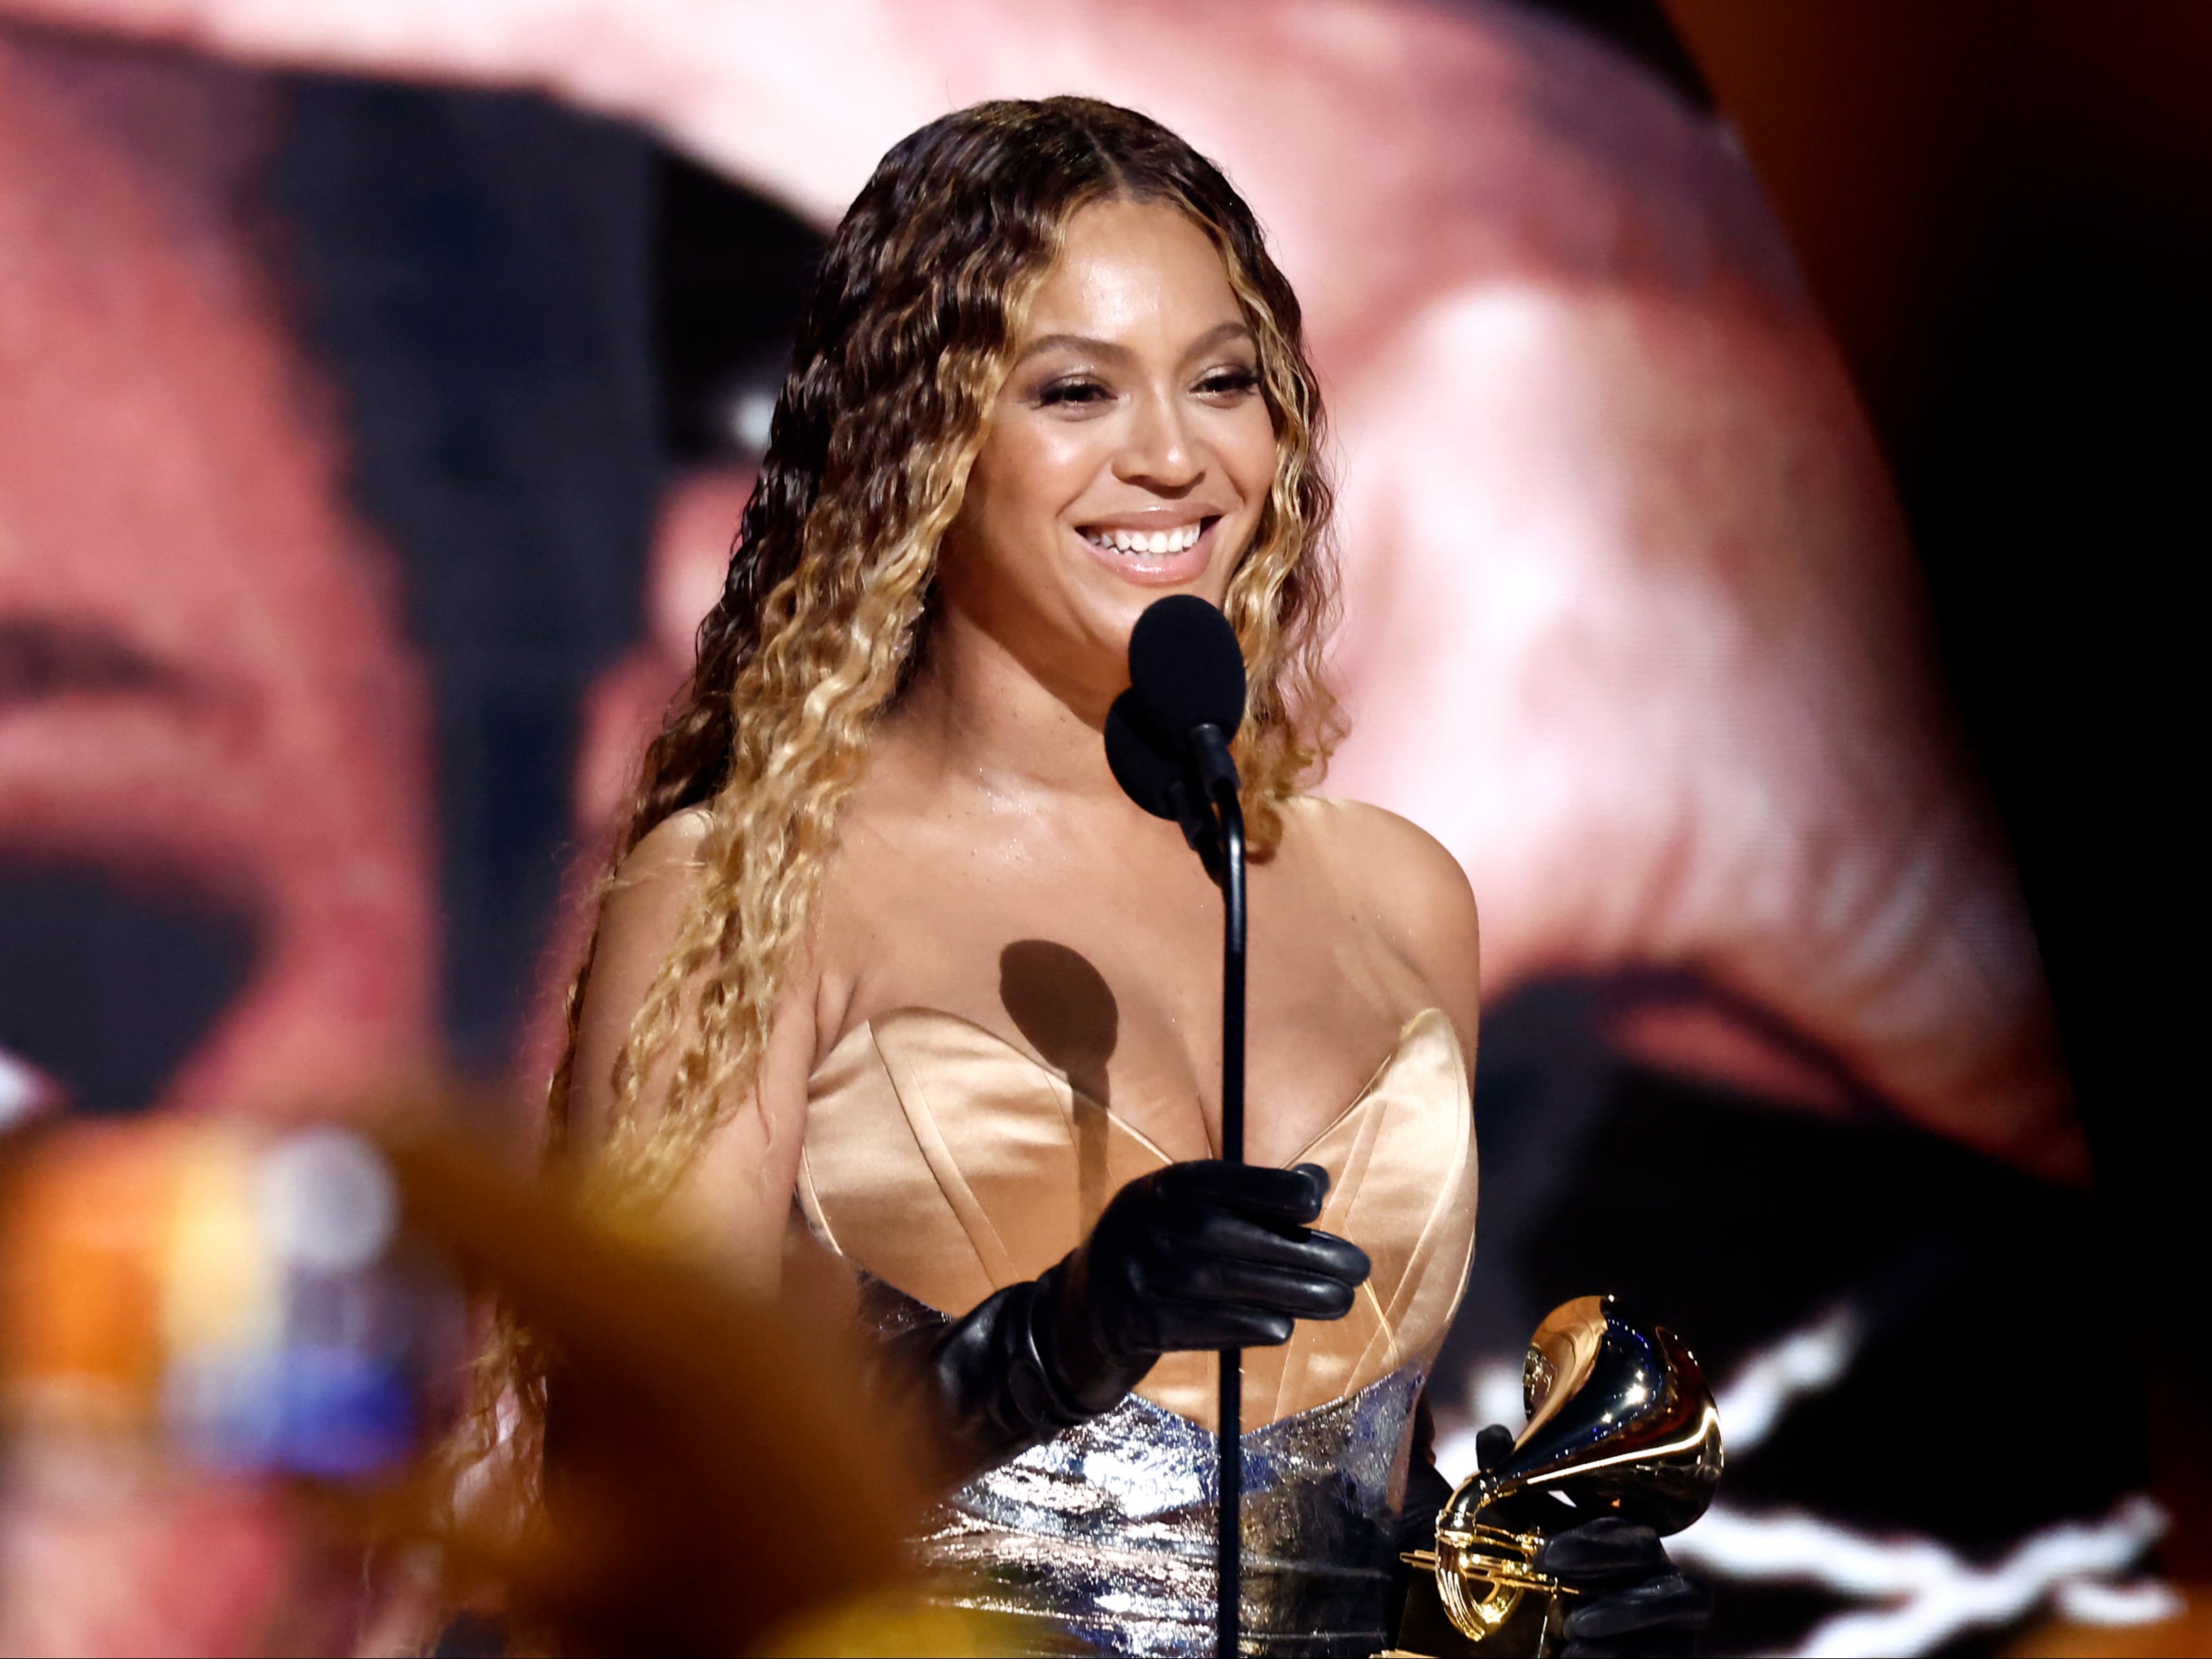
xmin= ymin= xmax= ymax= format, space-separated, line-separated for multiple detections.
xmin=1387 ymin=1296 xmax=1725 ymax=1659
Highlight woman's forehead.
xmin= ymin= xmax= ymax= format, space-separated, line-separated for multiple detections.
xmin=1022 ymin=199 xmax=1242 ymax=345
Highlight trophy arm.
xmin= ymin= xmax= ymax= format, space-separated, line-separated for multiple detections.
xmin=1437 ymin=1467 xmax=1497 ymax=1536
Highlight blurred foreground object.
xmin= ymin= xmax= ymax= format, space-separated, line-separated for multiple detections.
xmin=0 ymin=1119 xmax=459 ymax=1653
xmin=0 ymin=1122 xmax=453 ymax=1476
xmin=381 ymin=1132 xmax=996 ymax=1656
xmin=1396 ymin=1296 xmax=1722 ymax=1657
xmin=0 ymin=1116 xmax=1005 ymax=1655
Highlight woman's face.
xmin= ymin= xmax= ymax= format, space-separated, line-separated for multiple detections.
xmin=936 ymin=196 xmax=1278 ymax=702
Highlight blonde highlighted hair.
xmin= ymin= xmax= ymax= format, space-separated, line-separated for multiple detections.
xmin=497 ymin=94 xmax=1341 ymax=1463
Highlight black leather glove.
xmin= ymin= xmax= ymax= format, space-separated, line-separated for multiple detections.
xmin=1457 ymin=1419 xmax=1710 ymax=1659
xmin=926 ymin=1160 xmax=1369 ymax=1473
xmin=1389 ymin=1423 xmax=1710 ymax=1655
xmin=1539 ymin=1517 xmax=1712 ymax=1658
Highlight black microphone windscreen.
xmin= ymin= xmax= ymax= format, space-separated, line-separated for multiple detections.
xmin=1127 ymin=595 xmax=1245 ymax=746
xmin=1105 ymin=691 xmax=1184 ymax=822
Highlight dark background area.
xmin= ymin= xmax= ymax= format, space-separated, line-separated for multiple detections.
xmin=271 ymin=83 xmax=662 ymax=1076
xmin=1647 ymin=0 xmax=2208 ymax=1590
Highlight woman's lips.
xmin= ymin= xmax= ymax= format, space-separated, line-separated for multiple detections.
xmin=1075 ymin=515 xmax=1220 ymax=587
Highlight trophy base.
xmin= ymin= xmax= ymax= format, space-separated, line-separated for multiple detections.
xmin=1379 ymin=1555 xmax=1566 ymax=1659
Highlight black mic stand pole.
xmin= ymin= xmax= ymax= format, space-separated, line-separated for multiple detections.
xmin=1193 ymin=724 xmax=1246 ymax=1658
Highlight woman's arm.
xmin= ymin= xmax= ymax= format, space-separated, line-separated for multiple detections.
xmin=565 ymin=807 xmax=816 ymax=1300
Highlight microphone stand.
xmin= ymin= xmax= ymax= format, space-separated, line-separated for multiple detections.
xmin=1190 ymin=724 xmax=1246 ymax=1659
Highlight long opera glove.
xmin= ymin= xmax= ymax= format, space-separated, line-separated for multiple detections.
xmin=924 ymin=1161 xmax=1370 ymax=1475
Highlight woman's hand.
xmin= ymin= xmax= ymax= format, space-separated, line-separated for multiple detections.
xmin=1538 ymin=1518 xmax=1712 ymax=1658
xmin=1052 ymin=1159 xmax=1371 ymax=1384
xmin=1464 ymin=1424 xmax=1713 ymax=1658
xmin=926 ymin=1161 xmax=1369 ymax=1472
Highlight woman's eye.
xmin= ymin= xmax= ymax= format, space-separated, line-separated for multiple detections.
xmin=1197 ymin=366 xmax=1262 ymax=398
xmin=1038 ymin=378 xmax=1112 ymax=408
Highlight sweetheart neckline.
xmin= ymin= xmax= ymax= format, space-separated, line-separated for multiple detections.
xmin=812 ymin=1003 xmax=1465 ymax=1168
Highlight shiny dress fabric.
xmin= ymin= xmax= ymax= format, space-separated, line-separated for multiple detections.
xmin=801 ymin=1007 xmax=1478 ymax=1657
xmin=919 ymin=1365 xmax=1428 ymax=1658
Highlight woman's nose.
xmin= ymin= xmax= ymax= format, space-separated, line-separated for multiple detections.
xmin=1115 ymin=390 xmax=1203 ymax=492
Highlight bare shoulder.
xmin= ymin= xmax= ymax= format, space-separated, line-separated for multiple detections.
xmin=568 ymin=808 xmax=714 ymax=1147
xmin=1288 ymin=795 xmax=1479 ymax=935
xmin=1286 ymin=795 xmax=1481 ymax=1035
xmin=570 ymin=805 xmax=815 ymax=1296
xmin=609 ymin=805 xmax=713 ymax=906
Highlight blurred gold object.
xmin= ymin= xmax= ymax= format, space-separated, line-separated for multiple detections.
xmin=1390 ymin=1295 xmax=1724 ymax=1658
xmin=377 ymin=1132 xmax=946 ymax=1658
xmin=748 ymin=1587 xmax=1024 ymax=1658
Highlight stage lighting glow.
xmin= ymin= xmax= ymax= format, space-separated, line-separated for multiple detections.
xmin=255 ymin=1128 xmax=398 ymax=1275
xmin=1710 ymin=1301 xmax=1862 ymax=1454
xmin=0 ymin=1049 xmax=52 ymax=1130
xmin=1671 ymin=1494 xmax=2168 ymax=1655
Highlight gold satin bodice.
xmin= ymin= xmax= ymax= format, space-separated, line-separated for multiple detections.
xmin=797 ymin=1005 xmax=1480 ymax=1429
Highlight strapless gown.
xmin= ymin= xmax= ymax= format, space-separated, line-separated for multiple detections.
xmin=798 ymin=1006 xmax=1479 ymax=1657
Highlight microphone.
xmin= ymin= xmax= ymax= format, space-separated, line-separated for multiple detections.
xmin=1128 ymin=591 xmax=1246 ymax=798
xmin=1105 ymin=595 xmax=1248 ymax=873
xmin=1103 ymin=593 xmax=1249 ymax=1659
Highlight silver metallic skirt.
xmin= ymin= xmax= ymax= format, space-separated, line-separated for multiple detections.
xmin=915 ymin=1367 xmax=1425 ymax=1657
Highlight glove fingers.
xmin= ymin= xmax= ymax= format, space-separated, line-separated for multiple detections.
xmin=1176 ymin=1213 xmax=1371 ymax=1284
xmin=1537 ymin=1519 xmax=1671 ymax=1588
xmin=1544 ymin=1519 xmax=1710 ymax=1659
xmin=1169 ymin=1258 xmax=1363 ymax=1318
xmin=1561 ymin=1571 xmax=1711 ymax=1641
xmin=1276 ymin=1225 xmax=1370 ymax=1285
xmin=1154 ymin=1160 xmax=1329 ymax=1223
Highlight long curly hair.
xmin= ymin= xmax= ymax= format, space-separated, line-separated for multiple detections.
xmin=487 ymin=94 xmax=1340 ymax=1472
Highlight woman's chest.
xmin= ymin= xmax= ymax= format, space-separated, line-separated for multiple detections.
xmin=807 ymin=830 xmax=1431 ymax=1167
xmin=791 ymin=997 xmax=1478 ymax=1426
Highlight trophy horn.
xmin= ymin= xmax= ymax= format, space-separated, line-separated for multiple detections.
xmin=1398 ymin=1296 xmax=1725 ymax=1654
xmin=1450 ymin=1294 xmax=1725 ymax=1537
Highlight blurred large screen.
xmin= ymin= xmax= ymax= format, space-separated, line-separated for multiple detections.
xmin=0 ymin=3 xmax=2152 ymax=1653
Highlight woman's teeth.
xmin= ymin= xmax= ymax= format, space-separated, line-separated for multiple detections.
xmin=1085 ymin=522 xmax=1205 ymax=556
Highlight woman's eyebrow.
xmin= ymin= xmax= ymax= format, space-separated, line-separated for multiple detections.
xmin=1183 ymin=320 xmax=1256 ymax=358
xmin=1014 ymin=331 xmax=1131 ymax=365
xmin=0 ymin=616 xmax=187 ymax=710
xmin=1013 ymin=321 xmax=1256 ymax=369
xmin=1013 ymin=319 xmax=1255 ymax=366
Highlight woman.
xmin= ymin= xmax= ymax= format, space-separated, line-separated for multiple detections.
xmin=548 ymin=98 xmax=1702 ymax=1656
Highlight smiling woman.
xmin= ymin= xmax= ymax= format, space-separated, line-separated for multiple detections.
xmin=0 ymin=2 xmax=2142 ymax=1650
xmin=478 ymin=96 xmax=1706 ymax=1658
xmin=933 ymin=201 xmax=1285 ymax=742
